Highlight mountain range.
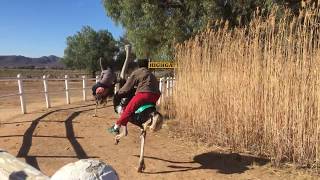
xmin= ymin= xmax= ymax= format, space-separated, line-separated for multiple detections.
xmin=0 ymin=55 xmax=64 ymax=69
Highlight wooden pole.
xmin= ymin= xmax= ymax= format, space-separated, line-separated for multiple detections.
xmin=43 ymin=75 xmax=51 ymax=108
xmin=169 ymin=77 xmax=173 ymax=96
xmin=17 ymin=74 xmax=26 ymax=114
xmin=65 ymin=75 xmax=70 ymax=104
xmin=82 ymin=75 xmax=87 ymax=101
xmin=166 ymin=77 xmax=170 ymax=97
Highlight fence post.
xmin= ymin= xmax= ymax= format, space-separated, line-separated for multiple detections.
xmin=65 ymin=75 xmax=70 ymax=104
xmin=43 ymin=75 xmax=51 ymax=108
xmin=95 ymin=75 xmax=99 ymax=83
xmin=17 ymin=74 xmax=26 ymax=114
xmin=169 ymin=77 xmax=174 ymax=96
xmin=166 ymin=77 xmax=170 ymax=97
xmin=172 ymin=77 xmax=175 ymax=95
xmin=82 ymin=75 xmax=86 ymax=101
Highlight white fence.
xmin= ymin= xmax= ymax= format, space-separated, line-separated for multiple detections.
xmin=158 ymin=76 xmax=175 ymax=105
xmin=0 ymin=74 xmax=175 ymax=114
xmin=0 ymin=74 xmax=98 ymax=114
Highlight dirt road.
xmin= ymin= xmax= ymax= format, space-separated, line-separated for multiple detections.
xmin=1 ymin=99 xmax=318 ymax=180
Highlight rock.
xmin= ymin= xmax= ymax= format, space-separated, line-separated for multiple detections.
xmin=51 ymin=159 xmax=119 ymax=180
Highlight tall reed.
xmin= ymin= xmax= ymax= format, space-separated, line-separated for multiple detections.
xmin=174 ymin=9 xmax=320 ymax=167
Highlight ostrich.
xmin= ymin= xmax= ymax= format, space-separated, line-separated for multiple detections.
xmin=93 ymin=58 xmax=115 ymax=117
xmin=93 ymin=86 xmax=113 ymax=117
xmin=112 ymin=91 xmax=164 ymax=172
xmin=111 ymin=45 xmax=164 ymax=172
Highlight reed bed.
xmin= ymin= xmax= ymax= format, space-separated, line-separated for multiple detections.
xmin=174 ymin=9 xmax=320 ymax=168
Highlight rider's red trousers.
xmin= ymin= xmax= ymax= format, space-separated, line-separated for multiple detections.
xmin=116 ymin=92 xmax=160 ymax=126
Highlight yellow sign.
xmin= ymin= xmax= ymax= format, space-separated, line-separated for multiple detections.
xmin=148 ymin=61 xmax=176 ymax=69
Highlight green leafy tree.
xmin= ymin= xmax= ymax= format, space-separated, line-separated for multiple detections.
xmin=102 ymin=0 xmax=308 ymax=59
xmin=102 ymin=0 xmax=268 ymax=59
xmin=62 ymin=26 xmax=118 ymax=76
xmin=103 ymin=0 xmax=209 ymax=59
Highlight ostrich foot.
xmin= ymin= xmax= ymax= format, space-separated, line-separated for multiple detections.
xmin=137 ymin=160 xmax=145 ymax=173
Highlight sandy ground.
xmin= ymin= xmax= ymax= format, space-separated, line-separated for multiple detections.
xmin=0 ymin=81 xmax=318 ymax=179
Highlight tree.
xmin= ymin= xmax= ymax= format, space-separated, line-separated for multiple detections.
xmin=62 ymin=26 xmax=118 ymax=76
xmin=102 ymin=0 xmax=271 ymax=59
xmin=103 ymin=0 xmax=205 ymax=59
xmin=102 ymin=1 xmax=309 ymax=59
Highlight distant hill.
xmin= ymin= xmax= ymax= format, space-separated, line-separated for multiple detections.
xmin=0 ymin=55 xmax=65 ymax=69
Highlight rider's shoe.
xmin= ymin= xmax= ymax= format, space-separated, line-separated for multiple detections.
xmin=108 ymin=125 xmax=120 ymax=135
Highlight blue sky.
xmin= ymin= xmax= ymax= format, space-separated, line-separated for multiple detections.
xmin=0 ymin=0 xmax=124 ymax=57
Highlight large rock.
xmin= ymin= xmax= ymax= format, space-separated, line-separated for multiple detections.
xmin=0 ymin=149 xmax=49 ymax=180
xmin=51 ymin=159 xmax=118 ymax=180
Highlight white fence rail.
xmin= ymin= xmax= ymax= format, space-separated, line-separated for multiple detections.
xmin=0 ymin=74 xmax=96 ymax=114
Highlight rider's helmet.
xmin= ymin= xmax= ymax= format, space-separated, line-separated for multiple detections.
xmin=96 ymin=87 xmax=105 ymax=95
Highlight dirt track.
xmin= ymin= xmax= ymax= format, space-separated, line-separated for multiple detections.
xmin=1 ymin=100 xmax=318 ymax=180
xmin=0 ymin=81 xmax=317 ymax=179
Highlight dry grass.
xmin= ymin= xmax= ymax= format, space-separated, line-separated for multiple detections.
xmin=174 ymin=8 xmax=320 ymax=168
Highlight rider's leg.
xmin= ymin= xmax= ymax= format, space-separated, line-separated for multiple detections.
xmin=116 ymin=92 xmax=160 ymax=126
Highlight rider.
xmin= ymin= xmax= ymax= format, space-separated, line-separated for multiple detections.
xmin=109 ymin=58 xmax=161 ymax=133
xmin=92 ymin=58 xmax=116 ymax=96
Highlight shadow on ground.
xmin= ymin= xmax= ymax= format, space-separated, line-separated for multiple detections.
xmin=14 ymin=104 xmax=99 ymax=170
xmin=137 ymin=151 xmax=270 ymax=174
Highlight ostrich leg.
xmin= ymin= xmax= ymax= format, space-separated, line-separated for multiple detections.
xmin=114 ymin=125 xmax=128 ymax=145
xmin=137 ymin=130 xmax=146 ymax=172
xmin=93 ymin=100 xmax=98 ymax=117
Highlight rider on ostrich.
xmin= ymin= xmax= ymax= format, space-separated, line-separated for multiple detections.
xmin=92 ymin=57 xmax=116 ymax=96
xmin=109 ymin=59 xmax=161 ymax=133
